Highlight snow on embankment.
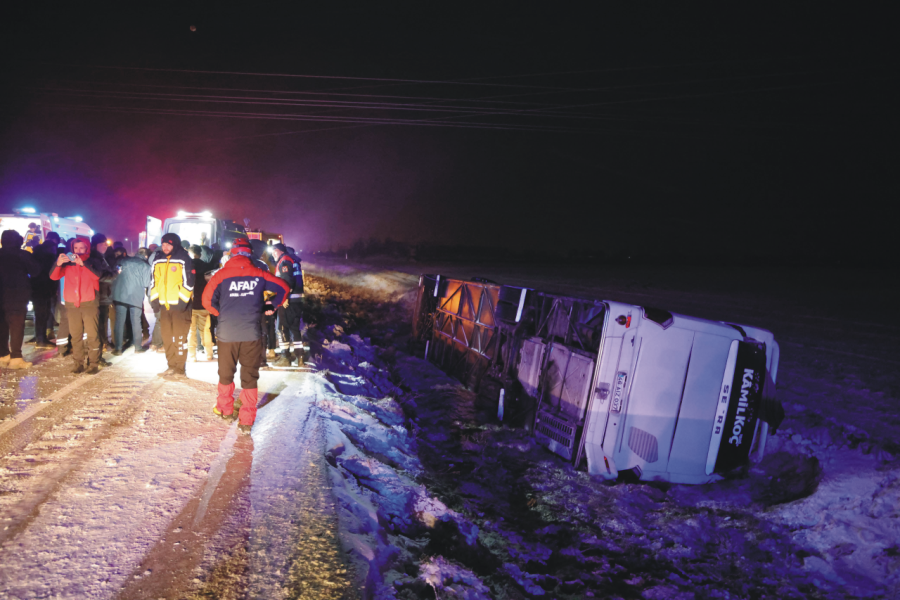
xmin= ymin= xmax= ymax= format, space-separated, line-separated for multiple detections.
xmin=305 ymin=264 xmax=900 ymax=598
xmin=309 ymin=329 xmax=489 ymax=598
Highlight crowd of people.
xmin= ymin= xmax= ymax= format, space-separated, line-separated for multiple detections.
xmin=0 ymin=228 xmax=306 ymax=433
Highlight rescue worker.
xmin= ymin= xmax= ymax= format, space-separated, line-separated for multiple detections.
xmin=270 ymin=243 xmax=305 ymax=366
xmin=149 ymin=232 xmax=195 ymax=379
xmin=249 ymin=239 xmax=277 ymax=367
xmin=0 ymin=230 xmax=40 ymax=369
xmin=202 ymin=238 xmax=288 ymax=433
xmin=49 ymin=238 xmax=106 ymax=374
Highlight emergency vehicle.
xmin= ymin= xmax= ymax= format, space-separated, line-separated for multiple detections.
xmin=245 ymin=229 xmax=284 ymax=246
xmin=142 ymin=211 xmax=248 ymax=249
xmin=414 ymin=276 xmax=782 ymax=485
xmin=0 ymin=207 xmax=94 ymax=246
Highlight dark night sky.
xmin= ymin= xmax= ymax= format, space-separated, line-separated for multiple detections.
xmin=1 ymin=3 xmax=897 ymax=259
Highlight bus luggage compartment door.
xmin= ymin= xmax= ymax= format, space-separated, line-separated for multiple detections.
xmin=533 ymin=343 xmax=595 ymax=461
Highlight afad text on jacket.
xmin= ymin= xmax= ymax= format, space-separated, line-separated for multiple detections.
xmin=202 ymin=255 xmax=289 ymax=343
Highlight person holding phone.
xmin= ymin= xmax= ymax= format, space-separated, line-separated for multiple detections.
xmin=49 ymin=238 xmax=107 ymax=374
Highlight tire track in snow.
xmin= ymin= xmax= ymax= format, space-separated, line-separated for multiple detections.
xmin=111 ymin=374 xmax=356 ymax=600
xmin=115 ymin=423 xmax=255 ymax=600
xmin=245 ymin=375 xmax=357 ymax=599
xmin=0 ymin=374 xmax=161 ymax=546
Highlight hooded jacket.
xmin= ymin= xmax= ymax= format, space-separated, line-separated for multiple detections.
xmin=191 ymin=257 xmax=213 ymax=310
xmin=149 ymin=236 xmax=195 ymax=312
xmin=202 ymin=255 xmax=289 ymax=342
xmin=91 ymin=248 xmax=115 ymax=305
xmin=49 ymin=253 xmax=106 ymax=308
xmin=0 ymin=230 xmax=40 ymax=310
xmin=30 ymin=240 xmax=59 ymax=299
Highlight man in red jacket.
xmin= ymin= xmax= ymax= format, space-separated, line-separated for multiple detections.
xmin=202 ymin=238 xmax=289 ymax=433
xmin=50 ymin=238 xmax=108 ymax=374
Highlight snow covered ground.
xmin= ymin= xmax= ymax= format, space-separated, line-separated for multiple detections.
xmin=1 ymin=258 xmax=897 ymax=598
xmin=302 ymin=258 xmax=900 ymax=599
xmin=0 ymin=341 xmax=356 ymax=598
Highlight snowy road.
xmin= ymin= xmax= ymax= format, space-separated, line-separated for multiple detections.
xmin=0 ymin=349 xmax=357 ymax=599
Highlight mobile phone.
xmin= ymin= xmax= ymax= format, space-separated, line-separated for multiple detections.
xmin=67 ymin=253 xmax=77 ymax=261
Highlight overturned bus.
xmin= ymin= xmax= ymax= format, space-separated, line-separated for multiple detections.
xmin=412 ymin=276 xmax=783 ymax=485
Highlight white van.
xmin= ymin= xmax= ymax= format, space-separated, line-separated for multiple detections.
xmin=0 ymin=210 xmax=93 ymax=245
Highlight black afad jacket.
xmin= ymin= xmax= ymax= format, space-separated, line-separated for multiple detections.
xmin=202 ymin=255 xmax=289 ymax=343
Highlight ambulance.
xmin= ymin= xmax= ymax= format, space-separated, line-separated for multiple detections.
xmin=0 ymin=207 xmax=94 ymax=246
xmin=142 ymin=211 xmax=248 ymax=249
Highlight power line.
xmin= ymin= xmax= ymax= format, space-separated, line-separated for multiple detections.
xmin=29 ymin=87 xmax=621 ymax=121
xmin=29 ymin=61 xmax=589 ymax=91
xmin=35 ymin=102 xmax=593 ymax=133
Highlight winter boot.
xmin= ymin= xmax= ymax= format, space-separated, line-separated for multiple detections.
xmin=0 ymin=355 xmax=10 ymax=368
xmin=294 ymin=347 xmax=305 ymax=366
xmin=85 ymin=365 xmax=100 ymax=375
xmin=238 ymin=424 xmax=252 ymax=435
xmin=273 ymin=351 xmax=293 ymax=367
xmin=7 ymin=358 xmax=32 ymax=369
xmin=157 ymin=367 xmax=176 ymax=378
xmin=215 ymin=382 xmax=236 ymax=418
xmin=237 ymin=388 xmax=259 ymax=428
xmin=213 ymin=406 xmax=237 ymax=421
xmin=266 ymin=349 xmax=276 ymax=360
xmin=72 ymin=364 xmax=85 ymax=374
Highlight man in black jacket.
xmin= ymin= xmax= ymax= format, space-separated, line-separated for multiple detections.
xmin=0 ymin=230 xmax=40 ymax=369
xmin=29 ymin=233 xmax=61 ymax=348
xmin=91 ymin=233 xmax=115 ymax=355
xmin=187 ymin=245 xmax=214 ymax=362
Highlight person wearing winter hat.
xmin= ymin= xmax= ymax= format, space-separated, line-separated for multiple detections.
xmin=90 ymin=233 xmax=115 ymax=358
xmin=270 ymin=242 xmax=305 ymax=366
xmin=49 ymin=237 xmax=108 ymax=373
xmin=148 ymin=232 xmax=195 ymax=379
xmin=202 ymin=238 xmax=289 ymax=433
xmin=0 ymin=230 xmax=40 ymax=369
